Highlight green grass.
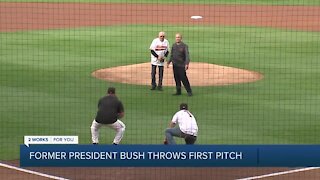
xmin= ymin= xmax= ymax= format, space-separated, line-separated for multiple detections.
xmin=0 ymin=0 xmax=320 ymax=6
xmin=1 ymin=25 xmax=320 ymax=160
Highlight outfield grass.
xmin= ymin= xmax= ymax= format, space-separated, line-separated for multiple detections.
xmin=1 ymin=25 xmax=320 ymax=160
xmin=0 ymin=0 xmax=320 ymax=6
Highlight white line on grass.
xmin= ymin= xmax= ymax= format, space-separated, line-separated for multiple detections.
xmin=236 ymin=167 xmax=320 ymax=180
xmin=0 ymin=162 xmax=69 ymax=180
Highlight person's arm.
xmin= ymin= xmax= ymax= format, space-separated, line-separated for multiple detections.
xmin=184 ymin=44 xmax=190 ymax=70
xmin=185 ymin=64 xmax=189 ymax=70
xmin=150 ymin=39 xmax=159 ymax=58
xmin=165 ymin=41 xmax=170 ymax=57
xmin=97 ymin=99 xmax=102 ymax=109
xmin=164 ymin=50 xmax=169 ymax=58
xmin=169 ymin=112 xmax=178 ymax=128
xmin=150 ymin=50 xmax=159 ymax=58
xmin=117 ymin=101 xmax=125 ymax=119
xmin=167 ymin=45 xmax=173 ymax=68
xmin=168 ymin=122 xmax=176 ymax=128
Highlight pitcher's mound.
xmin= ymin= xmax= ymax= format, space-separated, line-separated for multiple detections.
xmin=92 ymin=62 xmax=263 ymax=86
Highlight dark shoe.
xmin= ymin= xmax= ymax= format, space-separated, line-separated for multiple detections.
xmin=187 ymin=92 xmax=193 ymax=96
xmin=174 ymin=88 xmax=181 ymax=95
xmin=163 ymin=140 xmax=168 ymax=145
xmin=172 ymin=92 xmax=181 ymax=96
xmin=150 ymin=86 xmax=156 ymax=90
xmin=93 ymin=143 xmax=98 ymax=145
xmin=113 ymin=143 xmax=118 ymax=145
xmin=157 ymin=86 xmax=163 ymax=91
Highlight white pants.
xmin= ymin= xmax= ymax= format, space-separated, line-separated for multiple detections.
xmin=90 ymin=119 xmax=126 ymax=144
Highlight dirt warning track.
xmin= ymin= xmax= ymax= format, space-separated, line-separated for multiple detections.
xmin=0 ymin=3 xmax=319 ymax=32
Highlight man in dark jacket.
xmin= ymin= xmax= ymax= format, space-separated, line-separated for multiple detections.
xmin=167 ymin=33 xmax=192 ymax=96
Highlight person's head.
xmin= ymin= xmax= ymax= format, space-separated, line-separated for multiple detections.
xmin=158 ymin=31 xmax=166 ymax=42
xmin=180 ymin=103 xmax=188 ymax=110
xmin=175 ymin=33 xmax=182 ymax=43
xmin=107 ymin=87 xmax=116 ymax=95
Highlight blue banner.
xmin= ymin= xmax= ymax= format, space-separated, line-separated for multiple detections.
xmin=20 ymin=145 xmax=320 ymax=167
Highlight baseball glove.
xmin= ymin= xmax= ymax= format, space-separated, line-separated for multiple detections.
xmin=159 ymin=58 xmax=165 ymax=63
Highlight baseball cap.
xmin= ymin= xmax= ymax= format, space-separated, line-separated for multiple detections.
xmin=180 ymin=103 xmax=188 ymax=110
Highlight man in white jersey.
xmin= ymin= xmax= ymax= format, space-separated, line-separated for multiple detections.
xmin=149 ymin=32 xmax=170 ymax=91
xmin=164 ymin=103 xmax=198 ymax=145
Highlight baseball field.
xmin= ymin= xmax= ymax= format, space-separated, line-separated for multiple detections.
xmin=0 ymin=0 xmax=320 ymax=179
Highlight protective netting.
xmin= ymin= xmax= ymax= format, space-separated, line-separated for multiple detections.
xmin=0 ymin=0 xmax=319 ymax=179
